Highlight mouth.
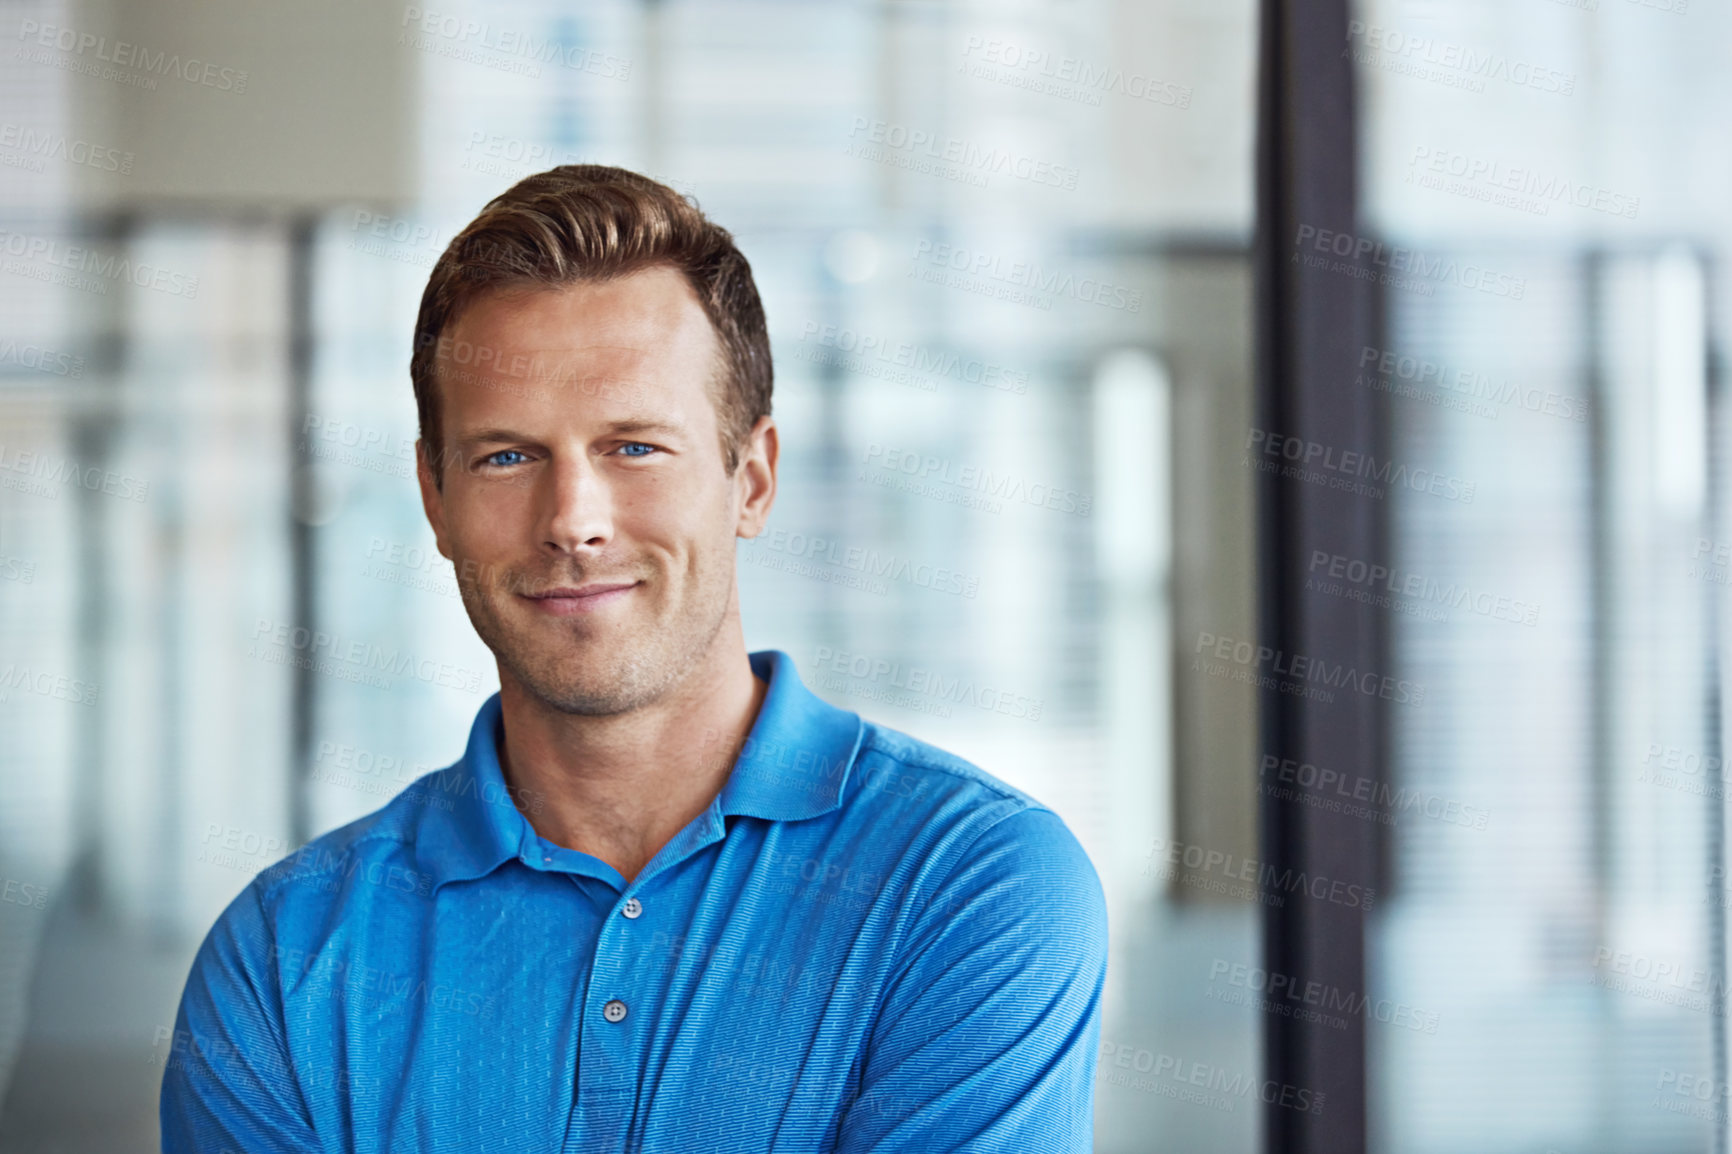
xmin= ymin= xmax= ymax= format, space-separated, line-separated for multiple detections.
xmin=519 ymin=581 xmax=639 ymax=616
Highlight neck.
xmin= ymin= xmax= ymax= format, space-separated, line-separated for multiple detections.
xmin=494 ymin=618 xmax=767 ymax=885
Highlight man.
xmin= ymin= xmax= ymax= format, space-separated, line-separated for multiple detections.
xmin=161 ymin=165 xmax=1108 ymax=1152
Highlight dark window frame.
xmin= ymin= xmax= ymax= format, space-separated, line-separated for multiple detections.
xmin=1254 ymin=2 xmax=1385 ymax=1151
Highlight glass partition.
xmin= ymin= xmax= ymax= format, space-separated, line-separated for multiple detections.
xmin=0 ymin=1 xmax=1263 ymax=1150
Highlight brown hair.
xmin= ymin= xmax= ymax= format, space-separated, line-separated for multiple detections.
xmin=410 ymin=164 xmax=772 ymax=485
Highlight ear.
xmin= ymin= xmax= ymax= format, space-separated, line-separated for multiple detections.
xmin=734 ymin=416 xmax=779 ymax=539
xmin=416 ymin=439 xmax=454 ymax=561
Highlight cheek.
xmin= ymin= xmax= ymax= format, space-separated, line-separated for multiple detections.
xmin=620 ymin=472 xmax=730 ymax=534
xmin=631 ymin=491 xmax=738 ymax=576
xmin=449 ymin=483 xmax=532 ymax=550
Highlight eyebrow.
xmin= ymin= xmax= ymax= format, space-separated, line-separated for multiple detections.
xmin=603 ymin=419 xmax=686 ymax=438
xmin=455 ymin=420 xmax=686 ymax=448
xmin=455 ymin=427 xmax=535 ymax=449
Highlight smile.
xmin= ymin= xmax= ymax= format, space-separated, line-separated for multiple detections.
xmin=520 ymin=582 xmax=638 ymax=615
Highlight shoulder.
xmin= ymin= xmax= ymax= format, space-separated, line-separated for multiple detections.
xmin=202 ymin=776 xmax=448 ymax=968
xmin=848 ymin=719 xmax=1040 ymax=814
xmin=256 ymin=789 xmax=431 ymax=903
xmin=842 ymin=720 xmax=1106 ymax=941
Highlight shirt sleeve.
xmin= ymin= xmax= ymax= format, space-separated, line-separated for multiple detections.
xmin=159 ymin=880 xmax=323 ymax=1154
xmin=833 ymin=805 xmax=1109 ymax=1153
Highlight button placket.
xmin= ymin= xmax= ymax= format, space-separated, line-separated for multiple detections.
xmin=598 ymin=898 xmax=641 ymax=1028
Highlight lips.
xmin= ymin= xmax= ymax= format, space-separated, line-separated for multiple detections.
xmin=519 ymin=581 xmax=639 ymax=615
xmin=526 ymin=583 xmax=636 ymax=600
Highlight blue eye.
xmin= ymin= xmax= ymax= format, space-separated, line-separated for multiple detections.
xmin=617 ymin=442 xmax=657 ymax=458
xmin=484 ymin=449 xmax=528 ymax=467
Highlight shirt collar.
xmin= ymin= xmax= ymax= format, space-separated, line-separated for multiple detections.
xmin=718 ymin=649 xmax=866 ymax=821
xmin=412 ymin=649 xmax=865 ymax=892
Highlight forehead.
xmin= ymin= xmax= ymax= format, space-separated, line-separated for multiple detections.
xmin=434 ymin=266 xmax=721 ymax=423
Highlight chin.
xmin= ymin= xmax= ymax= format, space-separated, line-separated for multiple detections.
xmin=461 ymin=560 xmax=734 ymax=717
xmin=511 ymin=648 xmax=677 ymax=717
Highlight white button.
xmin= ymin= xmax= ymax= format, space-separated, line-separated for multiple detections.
xmin=542 ymin=855 xmax=552 ymax=864
xmin=621 ymin=897 xmax=643 ymax=919
xmin=602 ymin=999 xmax=628 ymax=1023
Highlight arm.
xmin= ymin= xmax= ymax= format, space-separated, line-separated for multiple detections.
xmin=159 ymin=881 xmax=324 ymax=1154
xmin=835 ymin=806 xmax=1109 ymax=1153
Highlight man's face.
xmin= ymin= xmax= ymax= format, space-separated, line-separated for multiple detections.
xmin=416 ymin=266 xmax=777 ymax=716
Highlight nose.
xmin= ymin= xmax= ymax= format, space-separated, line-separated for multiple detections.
xmin=539 ymin=451 xmax=612 ymax=556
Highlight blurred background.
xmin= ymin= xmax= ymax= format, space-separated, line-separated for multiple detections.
xmin=0 ymin=0 xmax=1725 ymax=1151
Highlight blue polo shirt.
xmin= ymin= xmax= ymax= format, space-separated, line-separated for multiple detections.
xmin=160 ymin=650 xmax=1108 ymax=1152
